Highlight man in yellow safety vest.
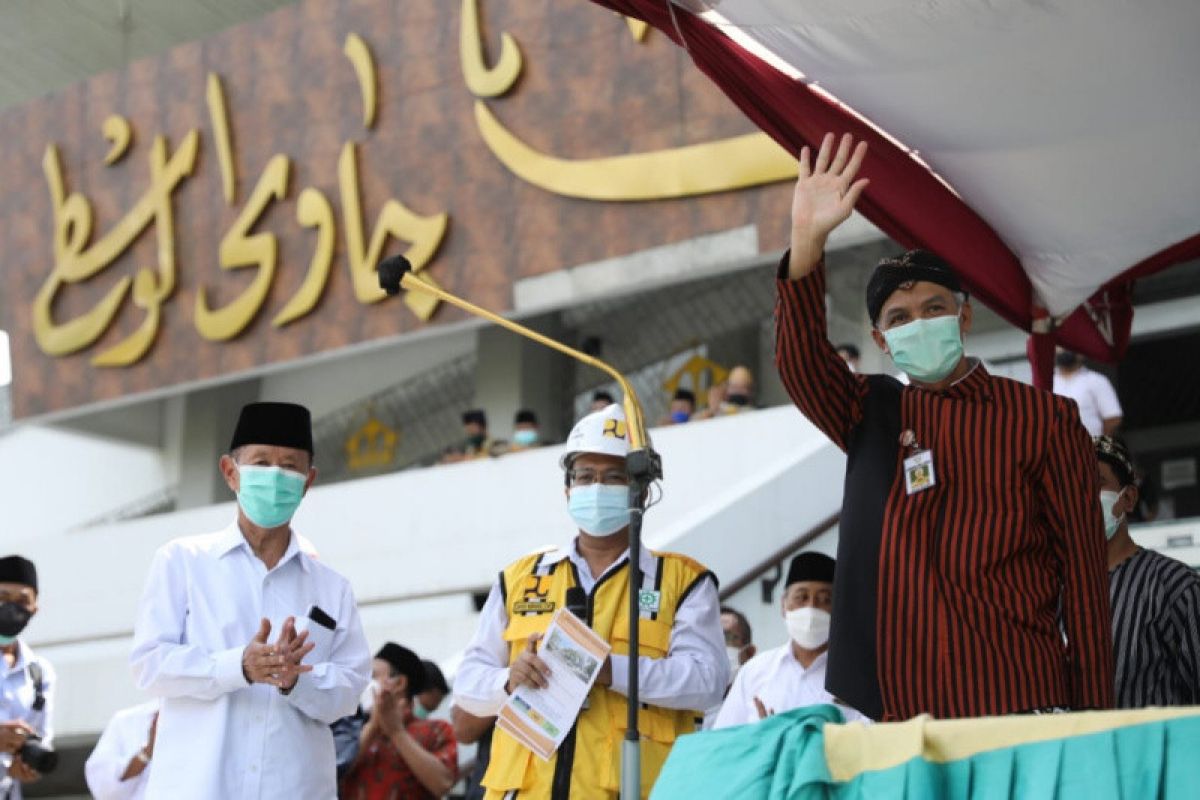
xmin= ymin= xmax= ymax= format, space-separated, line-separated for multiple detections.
xmin=453 ymin=404 xmax=727 ymax=799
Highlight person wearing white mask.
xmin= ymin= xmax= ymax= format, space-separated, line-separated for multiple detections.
xmin=720 ymin=607 xmax=756 ymax=680
xmin=713 ymin=553 xmax=867 ymax=728
xmin=453 ymin=403 xmax=727 ymax=799
xmin=1096 ymin=436 xmax=1200 ymax=709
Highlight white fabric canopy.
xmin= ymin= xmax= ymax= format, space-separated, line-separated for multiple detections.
xmin=686 ymin=0 xmax=1200 ymax=317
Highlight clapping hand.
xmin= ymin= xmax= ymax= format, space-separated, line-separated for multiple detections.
xmin=242 ymin=617 xmax=315 ymax=690
xmin=374 ymin=682 xmax=410 ymax=736
xmin=788 ymin=133 xmax=870 ymax=280
xmin=753 ymin=696 xmax=776 ymax=720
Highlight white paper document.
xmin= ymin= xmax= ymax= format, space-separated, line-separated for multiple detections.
xmin=497 ymin=608 xmax=612 ymax=760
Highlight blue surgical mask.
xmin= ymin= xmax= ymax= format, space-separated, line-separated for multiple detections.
xmin=568 ymin=485 xmax=631 ymax=537
xmin=513 ymin=429 xmax=539 ymax=447
xmin=1100 ymin=489 xmax=1125 ymax=540
xmin=882 ymin=314 xmax=964 ymax=383
xmin=236 ymin=465 xmax=307 ymax=528
xmin=670 ymin=411 xmax=690 ymax=424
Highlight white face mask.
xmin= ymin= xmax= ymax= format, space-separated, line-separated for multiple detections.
xmin=360 ymin=679 xmax=380 ymax=713
xmin=1100 ymin=489 xmax=1125 ymax=540
xmin=785 ymin=607 xmax=831 ymax=650
xmin=725 ymin=646 xmax=742 ymax=682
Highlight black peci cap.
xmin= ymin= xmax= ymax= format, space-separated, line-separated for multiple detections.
xmin=786 ymin=552 xmax=835 ymax=587
xmin=0 ymin=556 xmax=37 ymax=593
xmin=229 ymin=403 xmax=313 ymax=455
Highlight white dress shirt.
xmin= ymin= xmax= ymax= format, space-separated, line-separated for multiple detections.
xmin=713 ymin=644 xmax=869 ymax=729
xmin=454 ymin=538 xmax=728 ymax=717
xmin=84 ymin=701 xmax=158 ymax=800
xmin=0 ymin=640 xmax=54 ymax=800
xmin=130 ymin=521 xmax=370 ymax=800
xmin=1053 ymin=366 xmax=1122 ymax=435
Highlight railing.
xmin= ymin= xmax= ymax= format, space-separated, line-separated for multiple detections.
xmin=310 ymin=353 xmax=478 ymax=483
xmin=71 ymin=484 xmax=178 ymax=530
xmin=720 ymin=512 xmax=840 ymax=602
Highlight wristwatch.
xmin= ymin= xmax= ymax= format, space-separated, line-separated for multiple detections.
xmin=135 ymin=749 xmax=151 ymax=764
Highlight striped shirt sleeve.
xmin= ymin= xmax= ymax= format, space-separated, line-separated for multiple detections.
xmin=1039 ymin=397 xmax=1115 ymax=710
xmin=774 ymin=258 xmax=869 ymax=451
xmin=1168 ymin=569 xmax=1200 ymax=702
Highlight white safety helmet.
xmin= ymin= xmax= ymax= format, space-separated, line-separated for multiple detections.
xmin=560 ymin=403 xmax=631 ymax=471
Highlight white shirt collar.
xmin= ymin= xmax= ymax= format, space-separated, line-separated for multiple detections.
xmin=2 ymin=640 xmax=32 ymax=677
xmin=215 ymin=520 xmax=309 ymax=573
xmin=783 ymin=645 xmax=828 ymax=674
xmin=541 ymin=537 xmax=655 ymax=576
xmin=542 ymin=537 xmax=662 ymax=587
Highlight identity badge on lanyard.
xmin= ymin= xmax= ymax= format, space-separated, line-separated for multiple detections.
xmin=900 ymin=430 xmax=936 ymax=495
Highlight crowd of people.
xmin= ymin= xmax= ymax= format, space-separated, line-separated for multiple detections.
xmin=0 ymin=132 xmax=1196 ymax=799
xmin=438 ymin=364 xmax=761 ymax=467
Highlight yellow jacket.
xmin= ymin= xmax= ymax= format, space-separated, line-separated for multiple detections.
xmin=483 ymin=546 xmax=715 ymax=800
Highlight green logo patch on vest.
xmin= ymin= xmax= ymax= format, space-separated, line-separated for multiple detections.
xmin=638 ymin=589 xmax=661 ymax=614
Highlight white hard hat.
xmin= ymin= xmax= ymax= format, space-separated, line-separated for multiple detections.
xmin=560 ymin=403 xmax=630 ymax=469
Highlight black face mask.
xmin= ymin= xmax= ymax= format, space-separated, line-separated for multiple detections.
xmin=466 ymin=433 xmax=487 ymax=449
xmin=1055 ymin=352 xmax=1082 ymax=369
xmin=726 ymin=393 xmax=750 ymax=407
xmin=0 ymin=603 xmax=32 ymax=638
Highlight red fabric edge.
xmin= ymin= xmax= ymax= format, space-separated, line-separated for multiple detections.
xmin=587 ymin=0 xmax=1200 ymax=375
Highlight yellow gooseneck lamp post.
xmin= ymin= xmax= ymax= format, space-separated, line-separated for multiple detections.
xmin=378 ymin=256 xmax=660 ymax=800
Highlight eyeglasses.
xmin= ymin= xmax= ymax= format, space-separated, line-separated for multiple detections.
xmin=568 ymin=469 xmax=629 ymax=487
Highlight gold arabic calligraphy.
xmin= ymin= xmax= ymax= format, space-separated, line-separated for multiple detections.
xmin=35 ymin=6 xmax=792 ymax=366
xmin=35 ymin=34 xmax=446 ymax=361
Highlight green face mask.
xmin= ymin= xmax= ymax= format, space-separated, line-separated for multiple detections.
xmin=882 ymin=314 xmax=964 ymax=383
xmin=236 ymin=465 xmax=307 ymax=528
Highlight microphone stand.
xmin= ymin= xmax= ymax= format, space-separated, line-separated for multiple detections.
xmin=379 ymin=257 xmax=661 ymax=800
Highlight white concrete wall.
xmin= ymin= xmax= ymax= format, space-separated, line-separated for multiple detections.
xmin=0 ymin=426 xmax=169 ymax=539
xmin=15 ymin=405 xmax=844 ymax=737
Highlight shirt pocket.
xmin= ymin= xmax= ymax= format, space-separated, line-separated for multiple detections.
xmin=610 ymin=617 xmax=672 ymax=658
xmin=296 ymin=615 xmax=336 ymax=664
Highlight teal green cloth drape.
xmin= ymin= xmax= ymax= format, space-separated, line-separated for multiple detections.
xmin=652 ymin=706 xmax=1200 ymax=800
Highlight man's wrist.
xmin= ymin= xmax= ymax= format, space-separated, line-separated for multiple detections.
xmin=786 ymin=236 xmax=826 ymax=280
xmin=134 ymin=748 xmax=151 ymax=764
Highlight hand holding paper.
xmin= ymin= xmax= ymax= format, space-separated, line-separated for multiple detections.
xmin=506 ymin=633 xmax=552 ymax=692
xmin=497 ymin=609 xmax=612 ymax=760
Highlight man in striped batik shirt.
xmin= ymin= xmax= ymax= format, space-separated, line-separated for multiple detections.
xmin=775 ymin=132 xmax=1114 ymax=721
xmin=1096 ymin=435 xmax=1200 ymax=708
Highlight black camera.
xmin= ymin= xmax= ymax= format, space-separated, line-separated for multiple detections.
xmin=18 ymin=735 xmax=57 ymax=774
